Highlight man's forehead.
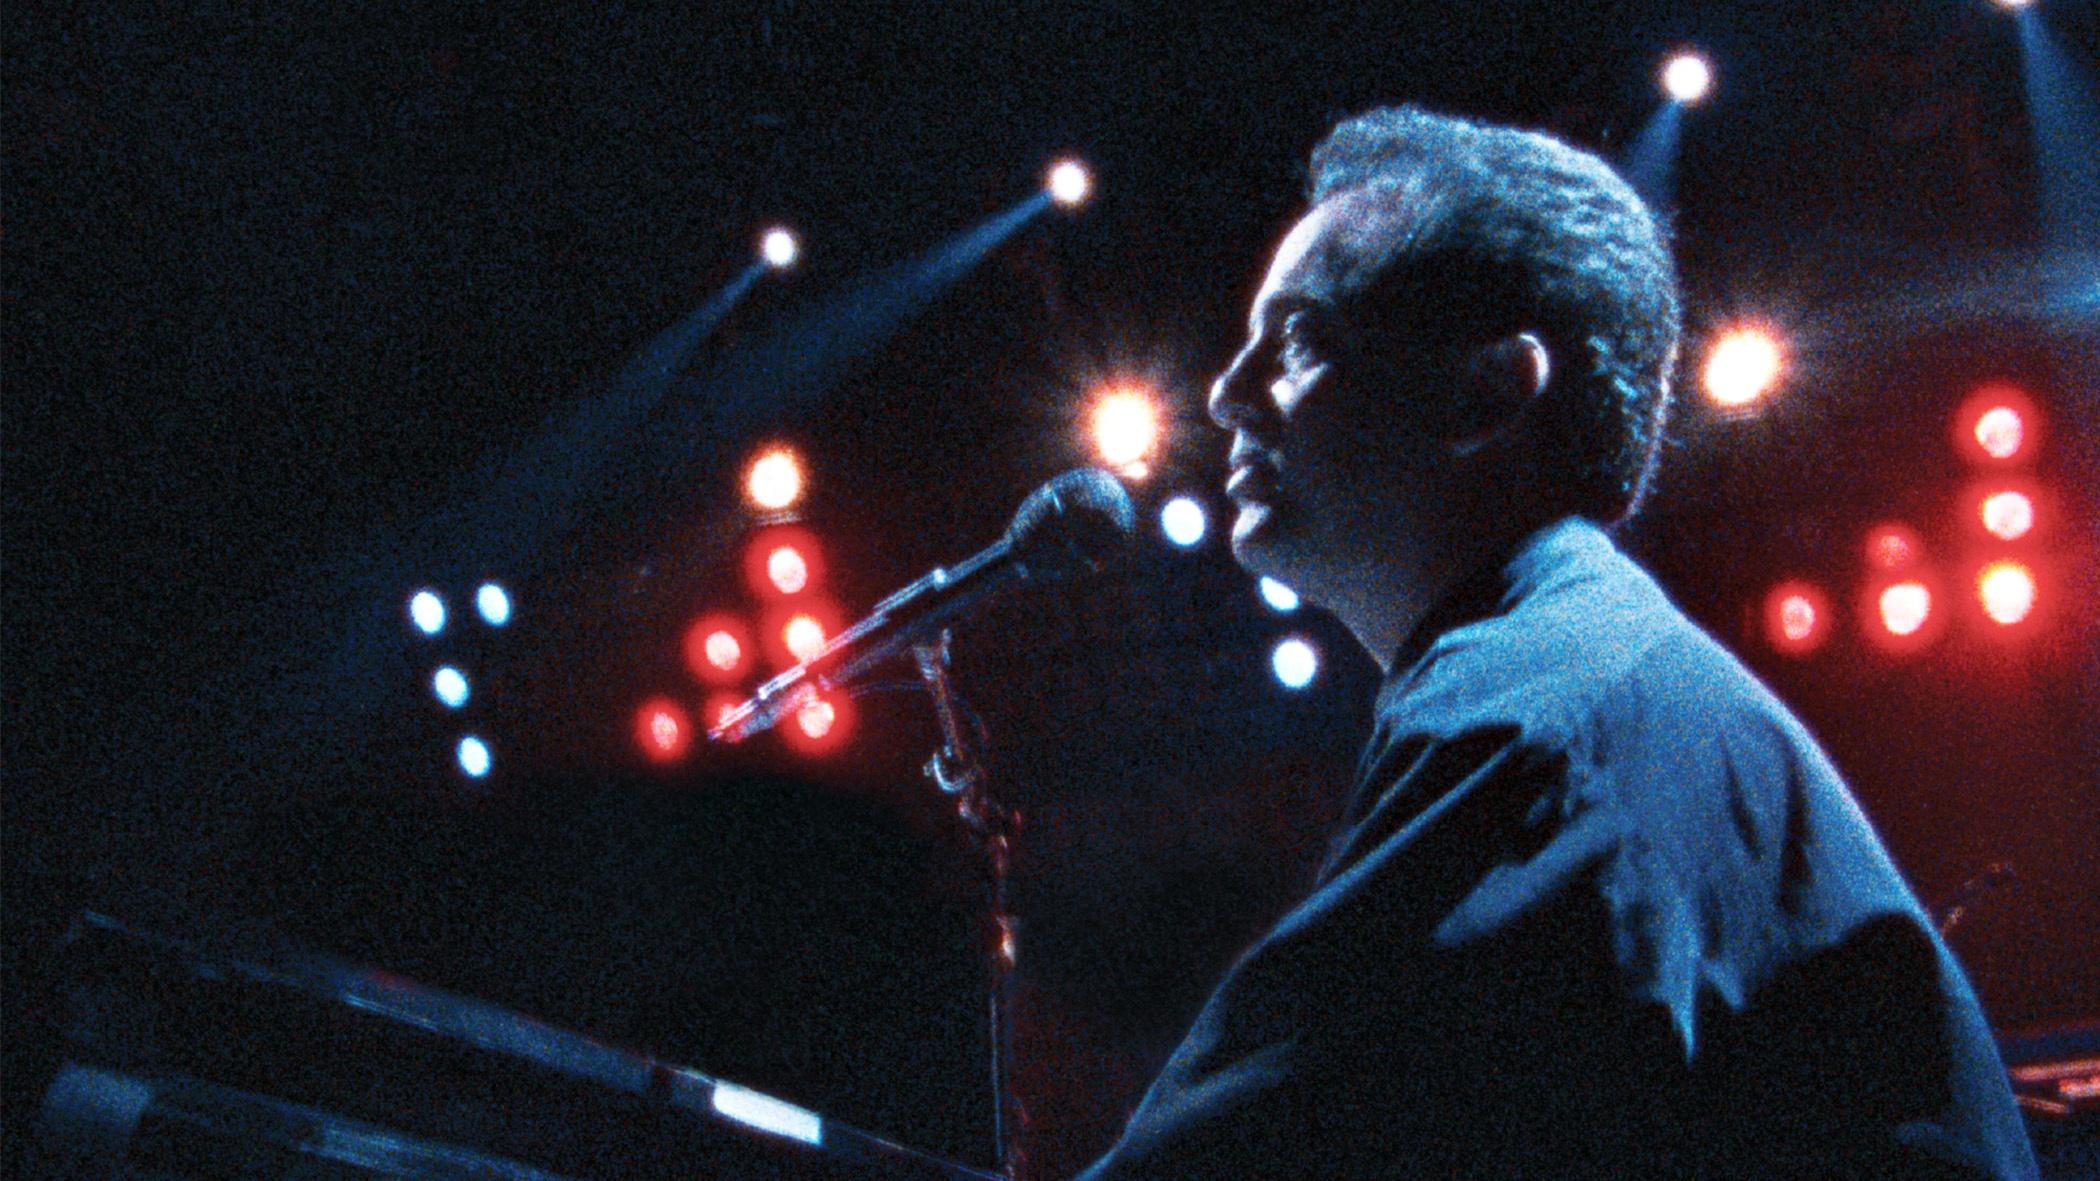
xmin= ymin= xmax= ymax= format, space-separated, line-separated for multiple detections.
xmin=1252 ymin=189 xmax=1420 ymax=323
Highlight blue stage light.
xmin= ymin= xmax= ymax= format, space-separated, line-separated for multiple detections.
xmin=409 ymin=590 xmax=446 ymax=636
xmin=1272 ymin=637 xmax=1318 ymax=689
xmin=476 ymin=583 xmax=512 ymax=627
xmin=1259 ymin=577 xmax=1301 ymax=612
xmin=433 ymin=666 xmax=470 ymax=709
xmin=1161 ymin=496 xmax=1208 ymax=547
xmin=457 ymin=735 xmax=492 ymax=778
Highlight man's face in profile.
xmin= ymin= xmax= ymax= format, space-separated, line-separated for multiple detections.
xmin=1209 ymin=195 xmax=1426 ymax=593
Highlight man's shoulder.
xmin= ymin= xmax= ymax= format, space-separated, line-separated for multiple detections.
xmin=1389 ymin=523 xmax=1819 ymax=775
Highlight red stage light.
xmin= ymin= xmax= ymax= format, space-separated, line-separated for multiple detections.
xmin=742 ymin=524 xmax=825 ymax=600
xmin=1954 ymin=383 xmax=2040 ymax=465
xmin=635 ymin=696 xmax=693 ymax=764
xmin=781 ymin=690 xmax=854 ymax=755
xmin=783 ymin=614 xmax=828 ymax=662
xmin=1979 ymin=489 xmax=2036 ymax=541
xmin=1763 ymin=580 xmax=1831 ymax=656
xmin=1878 ymin=581 xmax=1932 ymax=637
xmin=1861 ymin=575 xmax=1945 ymax=654
xmin=1977 ymin=561 xmax=2037 ymax=626
xmin=703 ymin=690 xmax=745 ymax=733
xmin=1864 ymin=523 xmax=1923 ymax=572
xmin=683 ymin=614 xmax=752 ymax=685
xmin=766 ymin=545 xmax=810 ymax=594
xmin=760 ymin=598 xmax=844 ymax=669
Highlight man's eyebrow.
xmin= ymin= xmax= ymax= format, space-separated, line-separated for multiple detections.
xmin=1249 ymin=292 xmax=1339 ymax=334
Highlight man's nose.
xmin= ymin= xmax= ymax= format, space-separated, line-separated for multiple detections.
xmin=1208 ymin=348 xmax=1261 ymax=431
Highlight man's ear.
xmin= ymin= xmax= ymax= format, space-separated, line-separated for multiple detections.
xmin=1441 ymin=331 xmax=1550 ymax=452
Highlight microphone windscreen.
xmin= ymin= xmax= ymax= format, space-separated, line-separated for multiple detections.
xmin=1006 ymin=469 xmax=1137 ymax=580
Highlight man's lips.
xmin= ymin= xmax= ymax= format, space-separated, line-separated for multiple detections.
xmin=1226 ymin=463 xmax=1277 ymax=503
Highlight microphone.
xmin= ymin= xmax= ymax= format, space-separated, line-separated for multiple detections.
xmin=708 ymin=468 xmax=1136 ymax=743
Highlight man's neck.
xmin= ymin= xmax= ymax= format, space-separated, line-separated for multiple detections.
xmin=1324 ymin=508 xmax=1558 ymax=674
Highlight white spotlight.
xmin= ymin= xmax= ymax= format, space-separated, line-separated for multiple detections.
xmin=1160 ymin=496 xmax=1208 ymax=548
xmin=457 ymin=735 xmax=492 ymax=778
xmin=475 ymin=582 xmax=512 ymax=627
xmin=1047 ymin=159 xmax=1093 ymax=208
xmin=760 ymin=227 xmax=800 ymax=270
xmin=433 ymin=666 xmax=470 ymax=710
xmin=409 ymin=590 xmax=446 ymax=636
xmin=1259 ymin=577 xmax=1301 ymax=613
xmin=1271 ymin=637 xmax=1319 ymax=690
xmin=1662 ymin=52 xmax=1713 ymax=105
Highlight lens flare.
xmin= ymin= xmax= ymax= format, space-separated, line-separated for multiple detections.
xmin=1092 ymin=388 xmax=1160 ymax=468
xmin=1703 ymin=327 xmax=1784 ymax=409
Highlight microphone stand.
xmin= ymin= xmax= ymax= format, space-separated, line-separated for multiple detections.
xmin=911 ymin=631 xmax=1022 ymax=1181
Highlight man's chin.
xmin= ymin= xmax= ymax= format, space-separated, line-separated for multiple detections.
xmin=1229 ymin=505 xmax=1287 ymax=577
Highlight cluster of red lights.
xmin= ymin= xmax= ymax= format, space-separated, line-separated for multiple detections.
xmin=1761 ymin=385 xmax=2051 ymax=658
xmin=636 ymin=445 xmax=855 ymax=765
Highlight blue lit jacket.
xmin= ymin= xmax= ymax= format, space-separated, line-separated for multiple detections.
xmin=1078 ymin=517 xmax=2037 ymax=1180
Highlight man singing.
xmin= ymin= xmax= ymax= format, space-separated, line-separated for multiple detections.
xmin=1077 ymin=108 xmax=2035 ymax=1179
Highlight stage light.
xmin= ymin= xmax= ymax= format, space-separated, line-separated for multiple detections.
xmin=636 ymin=696 xmax=693 ymax=764
xmin=781 ymin=690 xmax=854 ymax=755
xmin=766 ymin=545 xmax=810 ymax=594
xmin=1877 ymin=580 xmax=1933 ymax=638
xmin=761 ymin=599 xmax=842 ymax=669
xmin=457 ymin=735 xmax=491 ymax=778
xmin=746 ymin=446 xmax=805 ymax=511
xmin=705 ymin=630 xmax=743 ymax=672
xmin=1955 ymin=384 xmax=2039 ymax=465
xmin=1662 ymin=52 xmax=1714 ymax=105
xmin=475 ymin=583 xmax=512 ymax=627
xmin=1161 ymin=495 xmax=1208 ymax=548
xmin=410 ymin=590 xmax=446 ymax=636
xmin=1702 ymin=327 xmax=1783 ymax=409
xmin=1992 ymin=0 xmax=2035 ymax=10
xmin=1047 ymin=159 xmax=1093 ymax=208
xmin=1865 ymin=523 xmax=1924 ymax=571
xmin=1980 ymin=489 xmax=2036 ymax=541
xmin=1976 ymin=407 xmax=2025 ymax=458
xmin=1272 ymin=637 xmax=1318 ymax=689
xmin=1977 ymin=561 xmax=2037 ymax=625
xmin=1259 ymin=577 xmax=1301 ymax=613
xmin=704 ymin=690 xmax=745 ymax=732
xmin=742 ymin=524 xmax=824 ymax=600
xmin=1091 ymin=386 xmax=1160 ymax=469
xmin=1763 ymin=580 xmax=1831 ymax=656
xmin=783 ymin=613 xmax=827 ymax=663
xmin=760 ymin=227 xmax=799 ymax=270
xmin=685 ymin=614 xmax=753 ymax=685
xmin=433 ymin=666 xmax=470 ymax=709
xmin=797 ymin=698 xmax=837 ymax=739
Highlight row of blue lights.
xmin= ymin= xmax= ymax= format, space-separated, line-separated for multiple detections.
xmin=409 ymin=583 xmax=514 ymax=636
xmin=1158 ymin=493 xmax=1320 ymax=691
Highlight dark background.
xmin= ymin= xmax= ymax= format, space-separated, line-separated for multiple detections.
xmin=8 ymin=2 xmax=2098 ymax=1175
